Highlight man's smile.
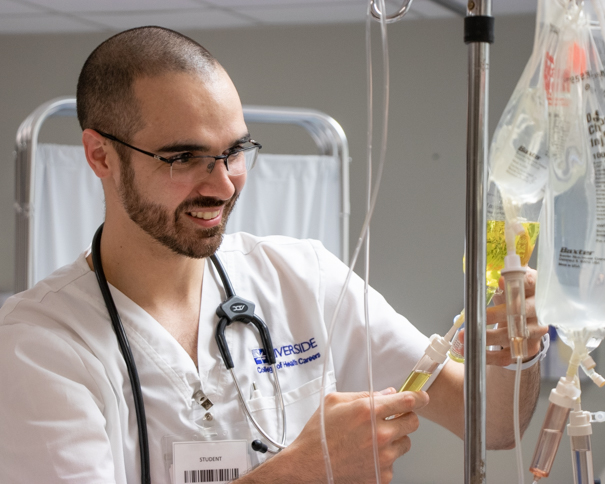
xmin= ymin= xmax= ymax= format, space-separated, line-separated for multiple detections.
xmin=188 ymin=210 xmax=221 ymax=220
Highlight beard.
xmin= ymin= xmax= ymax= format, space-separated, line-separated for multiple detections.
xmin=117 ymin=160 xmax=239 ymax=259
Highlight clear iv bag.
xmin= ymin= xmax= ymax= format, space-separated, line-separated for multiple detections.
xmin=535 ymin=4 xmax=605 ymax=345
xmin=488 ymin=2 xmax=565 ymax=204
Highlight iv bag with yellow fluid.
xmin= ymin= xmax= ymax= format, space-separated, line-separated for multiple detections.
xmin=448 ymin=185 xmax=540 ymax=363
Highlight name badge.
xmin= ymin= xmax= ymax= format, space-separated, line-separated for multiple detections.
xmin=172 ymin=440 xmax=249 ymax=484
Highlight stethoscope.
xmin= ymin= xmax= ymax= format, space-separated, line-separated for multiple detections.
xmin=91 ymin=224 xmax=287 ymax=484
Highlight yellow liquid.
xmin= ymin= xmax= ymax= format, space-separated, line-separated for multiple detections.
xmin=398 ymin=370 xmax=431 ymax=392
xmin=485 ymin=220 xmax=540 ymax=298
xmin=449 ymin=220 xmax=540 ymax=362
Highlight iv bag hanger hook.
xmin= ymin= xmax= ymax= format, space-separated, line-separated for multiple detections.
xmin=370 ymin=0 xmax=414 ymax=23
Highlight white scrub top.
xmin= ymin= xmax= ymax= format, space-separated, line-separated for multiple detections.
xmin=0 ymin=233 xmax=434 ymax=483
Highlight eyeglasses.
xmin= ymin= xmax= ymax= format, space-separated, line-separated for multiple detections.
xmin=94 ymin=129 xmax=261 ymax=182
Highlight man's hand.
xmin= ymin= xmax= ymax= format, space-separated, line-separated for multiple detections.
xmin=453 ymin=267 xmax=548 ymax=367
xmin=417 ymin=271 xmax=545 ymax=450
xmin=242 ymin=388 xmax=429 ymax=483
xmin=486 ymin=267 xmax=548 ymax=366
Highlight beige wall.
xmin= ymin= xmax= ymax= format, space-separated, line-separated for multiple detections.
xmin=1 ymin=15 xmax=603 ymax=482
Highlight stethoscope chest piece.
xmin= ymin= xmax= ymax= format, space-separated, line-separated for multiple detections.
xmin=216 ymin=295 xmax=257 ymax=322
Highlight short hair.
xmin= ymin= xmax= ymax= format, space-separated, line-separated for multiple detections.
xmin=77 ymin=26 xmax=219 ymax=141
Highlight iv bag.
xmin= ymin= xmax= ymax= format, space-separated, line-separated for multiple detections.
xmin=488 ymin=0 xmax=565 ymax=204
xmin=535 ymin=3 xmax=605 ymax=347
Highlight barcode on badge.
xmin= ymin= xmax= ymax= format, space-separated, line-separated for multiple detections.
xmin=184 ymin=468 xmax=240 ymax=483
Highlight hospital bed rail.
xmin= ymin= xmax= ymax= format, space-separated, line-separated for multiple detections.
xmin=14 ymin=97 xmax=350 ymax=293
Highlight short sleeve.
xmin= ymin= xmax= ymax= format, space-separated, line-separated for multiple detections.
xmin=0 ymin=323 xmax=118 ymax=483
xmin=312 ymin=241 xmax=435 ymax=392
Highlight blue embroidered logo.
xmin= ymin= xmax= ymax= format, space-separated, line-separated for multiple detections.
xmin=252 ymin=348 xmax=268 ymax=365
xmin=251 ymin=338 xmax=320 ymax=371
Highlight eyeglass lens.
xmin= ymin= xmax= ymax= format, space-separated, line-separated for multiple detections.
xmin=169 ymin=145 xmax=260 ymax=182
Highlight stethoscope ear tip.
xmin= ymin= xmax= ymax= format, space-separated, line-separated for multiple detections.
xmin=251 ymin=439 xmax=268 ymax=453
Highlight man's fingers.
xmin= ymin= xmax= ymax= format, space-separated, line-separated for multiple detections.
xmin=486 ymin=348 xmax=515 ymax=366
xmin=485 ymin=323 xmax=547 ymax=348
xmin=381 ymin=409 xmax=421 ymax=437
xmin=485 ymin=326 xmax=509 ymax=348
xmin=486 ymin=323 xmax=549 ymax=366
xmin=493 ymin=268 xmax=537 ymax=306
xmin=524 ymin=268 xmax=537 ymax=297
xmin=487 ymin=296 xmax=537 ymax=327
xmin=486 ymin=303 xmax=507 ymax=326
xmin=325 ymin=388 xmax=427 ymax=415
xmin=375 ymin=391 xmax=429 ymax=419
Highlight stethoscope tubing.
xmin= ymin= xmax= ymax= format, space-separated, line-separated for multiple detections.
xmin=92 ymin=224 xmax=151 ymax=484
xmin=228 ymin=366 xmax=287 ymax=452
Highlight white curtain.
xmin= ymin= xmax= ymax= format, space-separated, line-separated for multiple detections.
xmin=33 ymin=144 xmax=105 ymax=285
xmin=32 ymin=146 xmax=342 ymax=285
xmin=225 ymin=154 xmax=341 ymax=258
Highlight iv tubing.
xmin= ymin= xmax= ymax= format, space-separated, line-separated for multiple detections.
xmin=318 ymin=0 xmax=390 ymax=482
xmin=513 ymin=356 xmax=525 ymax=484
xmin=364 ymin=3 xmax=381 ymax=482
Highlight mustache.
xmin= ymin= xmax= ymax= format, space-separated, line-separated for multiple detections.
xmin=175 ymin=193 xmax=239 ymax=221
xmin=178 ymin=196 xmax=231 ymax=213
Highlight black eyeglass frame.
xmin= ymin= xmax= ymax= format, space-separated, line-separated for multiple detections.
xmin=94 ymin=129 xmax=262 ymax=174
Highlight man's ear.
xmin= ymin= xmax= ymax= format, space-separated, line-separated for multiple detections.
xmin=82 ymin=129 xmax=116 ymax=179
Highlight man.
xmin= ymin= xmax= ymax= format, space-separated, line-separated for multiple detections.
xmin=0 ymin=27 xmax=547 ymax=483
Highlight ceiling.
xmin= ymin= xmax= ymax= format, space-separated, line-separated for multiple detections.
xmin=0 ymin=0 xmax=536 ymax=35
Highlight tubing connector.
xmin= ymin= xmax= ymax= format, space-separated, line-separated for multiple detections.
xmin=425 ymin=333 xmax=451 ymax=364
xmin=581 ymin=355 xmax=596 ymax=370
xmin=580 ymin=355 xmax=605 ymax=387
xmin=549 ymin=376 xmax=581 ymax=409
xmin=589 ymin=411 xmax=605 ymax=423
xmin=567 ymin=410 xmax=592 ymax=437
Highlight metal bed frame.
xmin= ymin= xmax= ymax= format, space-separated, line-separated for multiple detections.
xmin=14 ymin=97 xmax=350 ymax=293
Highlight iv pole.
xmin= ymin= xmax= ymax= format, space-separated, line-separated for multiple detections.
xmin=464 ymin=0 xmax=492 ymax=482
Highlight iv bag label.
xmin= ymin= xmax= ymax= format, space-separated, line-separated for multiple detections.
xmin=588 ymin=111 xmax=605 ymax=243
xmin=557 ymin=247 xmax=605 ymax=268
xmin=596 ymin=160 xmax=605 ymax=242
xmin=504 ymin=145 xmax=548 ymax=184
xmin=173 ymin=440 xmax=249 ymax=484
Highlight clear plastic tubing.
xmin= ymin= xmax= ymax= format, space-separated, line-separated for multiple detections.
xmin=570 ymin=435 xmax=593 ymax=484
xmin=530 ymin=402 xmax=571 ymax=479
xmin=317 ymin=0 xmax=391 ymax=482
xmin=513 ymin=357 xmax=525 ymax=484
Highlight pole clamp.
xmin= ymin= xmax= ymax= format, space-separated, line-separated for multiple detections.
xmin=464 ymin=16 xmax=495 ymax=44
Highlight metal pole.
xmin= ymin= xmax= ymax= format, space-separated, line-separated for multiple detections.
xmin=464 ymin=0 xmax=492 ymax=482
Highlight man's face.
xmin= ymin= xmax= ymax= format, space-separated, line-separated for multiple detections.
xmin=115 ymin=70 xmax=248 ymax=259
